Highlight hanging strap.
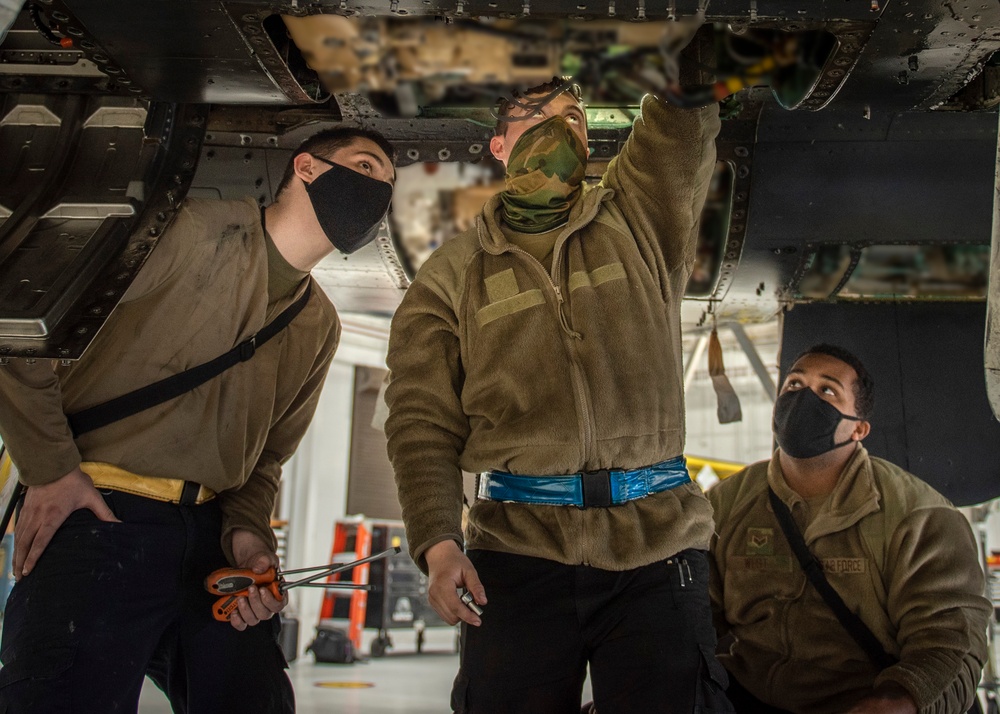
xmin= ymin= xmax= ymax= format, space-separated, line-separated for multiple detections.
xmin=67 ymin=283 xmax=312 ymax=438
xmin=767 ymin=486 xmax=897 ymax=671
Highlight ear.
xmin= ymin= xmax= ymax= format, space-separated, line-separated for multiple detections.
xmin=489 ymin=134 xmax=508 ymax=164
xmin=293 ymin=153 xmax=318 ymax=184
xmin=852 ymin=420 xmax=871 ymax=442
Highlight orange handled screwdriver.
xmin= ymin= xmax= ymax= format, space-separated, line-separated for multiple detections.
xmin=204 ymin=547 xmax=401 ymax=596
xmin=211 ymin=582 xmax=372 ymax=622
xmin=206 ymin=566 xmax=280 ymax=596
xmin=208 ymin=546 xmax=400 ymax=622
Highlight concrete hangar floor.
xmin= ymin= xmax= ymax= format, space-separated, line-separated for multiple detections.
xmin=138 ymin=628 xmax=598 ymax=713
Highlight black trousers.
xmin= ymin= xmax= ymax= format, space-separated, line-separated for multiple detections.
xmin=0 ymin=491 xmax=294 ymax=714
xmin=451 ymin=548 xmax=734 ymax=714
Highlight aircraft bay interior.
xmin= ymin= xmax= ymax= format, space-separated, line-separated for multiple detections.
xmin=0 ymin=0 xmax=999 ymax=503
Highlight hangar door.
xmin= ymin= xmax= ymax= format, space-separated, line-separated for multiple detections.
xmin=347 ymin=367 xmax=402 ymax=521
xmin=347 ymin=366 xmax=477 ymax=520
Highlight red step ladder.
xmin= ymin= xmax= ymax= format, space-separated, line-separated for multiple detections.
xmin=318 ymin=518 xmax=373 ymax=653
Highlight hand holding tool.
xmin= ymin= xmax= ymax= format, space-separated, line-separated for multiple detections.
xmin=207 ymin=546 xmax=400 ymax=622
xmin=461 ymin=590 xmax=484 ymax=616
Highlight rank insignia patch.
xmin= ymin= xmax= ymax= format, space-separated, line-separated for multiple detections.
xmin=746 ymin=527 xmax=774 ymax=556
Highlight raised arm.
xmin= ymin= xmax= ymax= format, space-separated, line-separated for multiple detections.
xmin=601 ymin=96 xmax=721 ymax=271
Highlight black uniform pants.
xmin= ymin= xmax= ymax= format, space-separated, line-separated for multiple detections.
xmin=0 ymin=491 xmax=294 ymax=714
xmin=451 ymin=548 xmax=734 ymax=714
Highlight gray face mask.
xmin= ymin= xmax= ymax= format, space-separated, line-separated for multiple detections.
xmin=305 ymin=155 xmax=393 ymax=255
xmin=773 ymin=387 xmax=861 ymax=459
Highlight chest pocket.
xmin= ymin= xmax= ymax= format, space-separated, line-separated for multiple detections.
xmin=475 ymin=269 xmax=544 ymax=328
xmin=568 ymin=262 xmax=627 ymax=293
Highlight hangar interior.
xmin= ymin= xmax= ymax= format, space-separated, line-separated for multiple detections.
xmin=119 ymin=320 xmax=999 ymax=713
xmin=2 ymin=0 xmax=1000 ymax=712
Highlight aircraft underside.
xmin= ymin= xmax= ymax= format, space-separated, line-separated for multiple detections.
xmin=1 ymin=0 xmax=1000 ymax=502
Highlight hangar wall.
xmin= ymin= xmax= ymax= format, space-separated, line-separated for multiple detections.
xmin=683 ymin=326 xmax=778 ymax=467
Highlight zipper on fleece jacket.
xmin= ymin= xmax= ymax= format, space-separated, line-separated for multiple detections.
xmin=544 ymin=197 xmax=608 ymax=469
xmin=475 ymin=191 xmax=609 ymax=479
xmin=502 ymin=245 xmax=594 ymax=468
xmin=506 ymin=245 xmax=581 ymax=340
xmin=506 ymin=246 xmax=593 ymax=565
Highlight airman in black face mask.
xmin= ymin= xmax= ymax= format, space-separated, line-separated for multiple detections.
xmin=268 ymin=128 xmax=396 ymax=261
xmin=706 ymin=344 xmax=990 ymax=714
xmin=772 ymin=369 xmax=864 ymax=460
xmin=0 ymin=126 xmax=396 ymax=714
xmin=303 ymin=154 xmax=394 ymax=255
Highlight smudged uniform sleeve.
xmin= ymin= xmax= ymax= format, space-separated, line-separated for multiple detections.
xmin=874 ymin=508 xmax=991 ymax=713
xmin=602 ymin=96 xmax=721 ymax=274
xmin=0 ymin=360 xmax=80 ymax=486
xmin=384 ymin=265 xmax=470 ymax=574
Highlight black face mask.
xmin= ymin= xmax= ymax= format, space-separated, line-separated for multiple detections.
xmin=773 ymin=387 xmax=861 ymax=459
xmin=305 ymin=155 xmax=393 ymax=255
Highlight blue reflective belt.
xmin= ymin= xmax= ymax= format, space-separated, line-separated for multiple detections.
xmin=478 ymin=456 xmax=690 ymax=508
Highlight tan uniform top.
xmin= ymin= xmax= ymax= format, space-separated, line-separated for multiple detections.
xmin=265 ymin=226 xmax=309 ymax=300
xmin=708 ymin=447 xmax=991 ymax=714
xmin=385 ymin=96 xmax=721 ymax=572
xmin=0 ymin=197 xmax=340 ymax=560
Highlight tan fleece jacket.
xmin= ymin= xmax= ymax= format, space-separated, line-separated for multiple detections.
xmin=708 ymin=447 xmax=991 ymax=714
xmin=0 ymin=197 xmax=340 ymax=561
xmin=385 ymin=96 xmax=721 ymax=571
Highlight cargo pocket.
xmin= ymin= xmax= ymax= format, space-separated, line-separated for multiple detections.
xmin=450 ymin=670 xmax=471 ymax=713
xmin=0 ymin=644 xmax=75 ymax=713
xmin=694 ymin=644 xmax=734 ymax=713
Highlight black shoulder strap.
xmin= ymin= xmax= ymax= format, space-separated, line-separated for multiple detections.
xmin=767 ymin=486 xmax=897 ymax=671
xmin=67 ymin=282 xmax=312 ymax=438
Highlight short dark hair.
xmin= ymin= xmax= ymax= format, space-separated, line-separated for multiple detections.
xmin=795 ymin=343 xmax=875 ymax=420
xmin=494 ymin=77 xmax=584 ymax=137
xmin=275 ymin=126 xmax=396 ymax=199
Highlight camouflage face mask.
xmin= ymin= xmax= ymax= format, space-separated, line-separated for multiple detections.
xmin=500 ymin=115 xmax=588 ymax=234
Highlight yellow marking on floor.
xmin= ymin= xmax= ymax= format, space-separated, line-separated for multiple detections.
xmin=314 ymin=682 xmax=376 ymax=689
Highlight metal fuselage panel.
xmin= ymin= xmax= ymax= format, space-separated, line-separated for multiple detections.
xmin=710 ymin=107 xmax=1000 ymax=327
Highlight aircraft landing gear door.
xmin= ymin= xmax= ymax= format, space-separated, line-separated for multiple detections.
xmin=989 ymin=113 xmax=1000 ymax=423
